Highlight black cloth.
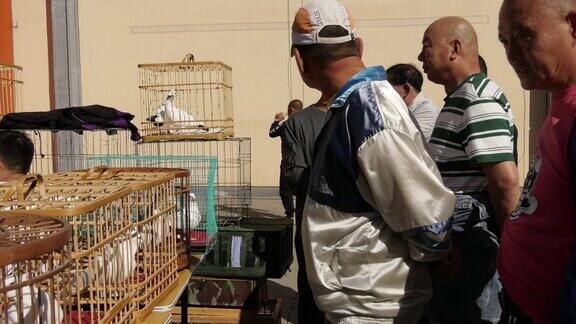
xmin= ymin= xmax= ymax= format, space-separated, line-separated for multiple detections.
xmin=280 ymin=104 xmax=326 ymax=323
xmin=0 ymin=105 xmax=141 ymax=141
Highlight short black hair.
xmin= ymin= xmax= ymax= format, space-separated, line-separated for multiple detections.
xmin=479 ymin=55 xmax=488 ymax=75
xmin=386 ymin=64 xmax=424 ymax=92
xmin=0 ymin=130 xmax=34 ymax=174
xmin=293 ymin=25 xmax=359 ymax=64
xmin=288 ymin=99 xmax=303 ymax=111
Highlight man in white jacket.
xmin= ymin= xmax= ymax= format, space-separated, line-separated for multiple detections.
xmin=290 ymin=1 xmax=456 ymax=323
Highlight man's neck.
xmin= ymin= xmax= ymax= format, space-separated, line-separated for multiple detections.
xmin=444 ymin=65 xmax=481 ymax=95
xmin=318 ymin=57 xmax=366 ymax=101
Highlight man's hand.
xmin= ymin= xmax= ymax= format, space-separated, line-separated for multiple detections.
xmin=483 ymin=161 xmax=520 ymax=231
xmin=275 ymin=112 xmax=285 ymax=122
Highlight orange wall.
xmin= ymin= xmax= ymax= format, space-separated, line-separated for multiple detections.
xmin=0 ymin=0 xmax=13 ymax=64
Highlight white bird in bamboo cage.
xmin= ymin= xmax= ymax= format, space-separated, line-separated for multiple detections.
xmin=146 ymin=90 xmax=207 ymax=131
xmin=176 ymin=192 xmax=202 ymax=234
xmin=4 ymin=266 xmax=64 ymax=324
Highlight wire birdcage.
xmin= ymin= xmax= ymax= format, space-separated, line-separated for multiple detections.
xmin=22 ymin=129 xmax=137 ymax=175
xmin=43 ymin=168 xmax=180 ymax=321
xmin=138 ymin=54 xmax=234 ymax=142
xmin=136 ymin=138 xmax=252 ymax=224
xmin=0 ymin=214 xmax=74 ymax=323
xmin=0 ymin=175 xmax=136 ymax=323
xmin=22 ymin=129 xmax=251 ymax=226
xmin=0 ymin=63 xmax=23 ymax=116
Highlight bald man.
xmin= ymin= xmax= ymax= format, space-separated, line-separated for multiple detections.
xmin=498 ymin=1 xmax=576 ymax=323
xmin=418 ymin=17 xmax=519 ymax=323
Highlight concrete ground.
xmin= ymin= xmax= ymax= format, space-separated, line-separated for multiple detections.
xmin=247 ymin=197 xmax=299 ymax=324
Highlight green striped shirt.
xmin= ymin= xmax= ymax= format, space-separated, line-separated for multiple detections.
xmin=429 ymin=73 xmax=515 ymax=193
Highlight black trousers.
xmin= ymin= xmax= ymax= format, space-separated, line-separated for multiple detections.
xmin=279 ymin=167 xmax=295 ymax=217
xmin=294 ymin=195 xmax=324 ymax=323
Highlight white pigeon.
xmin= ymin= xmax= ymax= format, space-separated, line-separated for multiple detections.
xmin=177 ymin=192 xmax=202 ymax=231
xmin=147 ymin=90 xmax=206 ymax=132
xmin=4 ymin=267 xmax=64 ymax=324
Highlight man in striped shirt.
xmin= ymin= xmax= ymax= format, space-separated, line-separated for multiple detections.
xmin=418 ymin=17 xmax=520 ymax=323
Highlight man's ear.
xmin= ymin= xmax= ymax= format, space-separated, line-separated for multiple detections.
xmin=567 ymin=10 xmax=576 ymax=43
xmin=450 ymin=39 xmax=461 ymax=60
xmin=402 ymin=84 xmax=411 ymax=98
xmin=294 ymin=48 xmax=306 ymax=75
xmin=355 ymin=38 xmax=364 ymax=58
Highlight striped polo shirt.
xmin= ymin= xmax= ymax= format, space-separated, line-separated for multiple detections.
xmin=429 ymin=73 xmax=515 ymax=194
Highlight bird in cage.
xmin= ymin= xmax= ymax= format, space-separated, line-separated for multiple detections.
xmin=146 ymin=90 xmax=210 ymax=133
xmin=3 ymin=265 xmax=64 ymax=324
xmin=176 ymin=192 xmax=201 ymax=231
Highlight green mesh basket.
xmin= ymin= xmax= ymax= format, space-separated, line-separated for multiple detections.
xmin=84 ymin=155 xmax=218 ymax=251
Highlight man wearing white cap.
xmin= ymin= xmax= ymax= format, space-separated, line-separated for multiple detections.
xmin=291 ymin=1 xmax=456 ymax=323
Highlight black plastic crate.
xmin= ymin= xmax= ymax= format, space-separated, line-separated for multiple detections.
xmin=193 ymin=217 xmax=293 ymax=278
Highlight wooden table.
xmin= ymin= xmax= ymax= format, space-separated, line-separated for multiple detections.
xmin=141 ymin=269 xmax=192 ymax=324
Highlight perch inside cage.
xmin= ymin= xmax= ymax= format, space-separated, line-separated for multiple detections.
xmin=0 ymin=214 xmax=73 ymax=324
xmin=138 ymin=54 xmax=234 ymax=142
xmin=0 ymin=174 xmax=136 ymax=323
xmin=0 ymin=63 xmax=23 ymax=116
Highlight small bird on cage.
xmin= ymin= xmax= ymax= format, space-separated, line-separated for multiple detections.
xmin=146 ymin=90 xmax=210 ymax=134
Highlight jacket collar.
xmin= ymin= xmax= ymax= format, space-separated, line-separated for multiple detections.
xmin=332 ymin=66 xmax=387 ymax=109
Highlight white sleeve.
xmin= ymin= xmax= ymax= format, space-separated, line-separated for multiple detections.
xmin=356 ymin=128 xmax=455 ymax=261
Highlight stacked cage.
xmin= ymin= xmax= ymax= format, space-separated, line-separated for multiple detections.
xmin=0 ymin=63 xmax=22 ymax=116
xmin=139 ymin=54 xmax=234 ymax=142
xmin=23 ymin=129 xmax=137 ymax=175
xmin=44 ymin=168 xmax=180 ymax=321
xmin=0 ymin=175 xmax=136 ymax=323
xmin=0 ymin=214 xmax=74 ymax=323
xmin=78 ymin=157 xmax=219 ymax=253
xmin=134 ymin=138 xmax=251 ymax=224
xmin=23 ymin=128 xmax=250 ymax=224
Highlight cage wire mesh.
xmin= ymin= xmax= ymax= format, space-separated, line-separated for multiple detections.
xmin=0 ymin=63 xmax=23 ymax=116
xmin=23 ymin=130 xmax=251 ymax=225
xmin=23 ymin=129 xmax=138 ymax=175
xmin=79 ymin=156 xmax=219 ymax=250
xmin=0 ymin=214 xmax=74 ymax=324
xmin=0 ymin=175 xmax=136 ymax=323
xmin=138 ymin=54 xmax=234 ymax=142
xmin=136 ymin=138 xmax=252 ymax=225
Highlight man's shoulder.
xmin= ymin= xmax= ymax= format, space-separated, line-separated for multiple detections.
xmin=289 ymin=105 xmax=325 ymax=122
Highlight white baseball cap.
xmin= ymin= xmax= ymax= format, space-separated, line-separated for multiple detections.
xmin=291 ymin=0 xmax=356 ymax=46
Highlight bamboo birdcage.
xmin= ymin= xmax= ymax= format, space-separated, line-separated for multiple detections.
xmin=44 ymin=168 xmax=180 ymax=321
xmin=138 ymin=54 xmax=234 ymax=142
xmin=0 ymin=63 xmax=23 ymax=116
xmin=0 ymin=214 xmax=74 ymax=323
xmin=0 ymin=175 xmax=136 ymax=323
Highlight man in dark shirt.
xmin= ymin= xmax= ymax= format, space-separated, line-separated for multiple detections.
xmin=281 ymin=101 xmax=327 ymax=323
xmin=269 ymin=99 xmax=302 ymax=218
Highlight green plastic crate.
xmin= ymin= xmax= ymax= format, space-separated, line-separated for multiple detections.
xmin=193 ymin=217 xmax=294 ymax=279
